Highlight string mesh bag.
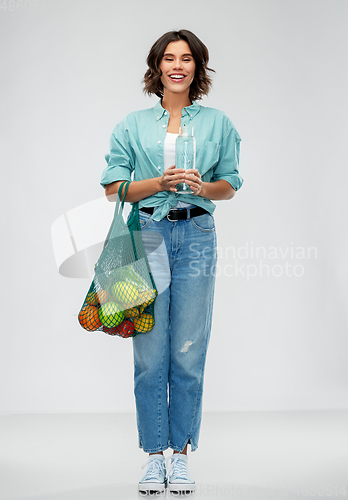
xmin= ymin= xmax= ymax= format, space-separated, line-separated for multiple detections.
xmin=78 ymin=181 xmax=157 ymax=338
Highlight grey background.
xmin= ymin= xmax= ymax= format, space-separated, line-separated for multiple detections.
xmin=1 ymin=0 xmax=347 ymax=413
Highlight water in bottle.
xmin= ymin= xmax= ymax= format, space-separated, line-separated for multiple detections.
xmin=175 ymin=124 xmax=196 ymax=194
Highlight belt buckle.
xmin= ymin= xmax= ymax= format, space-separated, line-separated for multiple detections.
xmin=166 ymin=209 xmax=179 ymax=222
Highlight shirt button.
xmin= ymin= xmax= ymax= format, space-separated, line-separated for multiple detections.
xmin=190 ymin=114 xmax=193 ymax=117
xmin=157 ymin=140 xmax=161 ymax=144
xmin=158 ymin=166 xmax=161 ymax=170
xmin=162 ymin=124 xmax=166 ymax=128
xmin=164 ymin=111 xmax=167 ymax=115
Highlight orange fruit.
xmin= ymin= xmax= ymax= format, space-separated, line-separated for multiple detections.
xmin=86 ymin=289 xmax=109 ymax=306
xmin=97 ymin=289 xmax=109 ymax=304
xmin=86 ymin=291 xmax=98 ymax=306
xmin=78 ymin=305 xmax=102 ymax=331
xmin=133 ymin=313 xmax=155 ymax=333
xmin=124 ymin=306 xmax=140 ymax=319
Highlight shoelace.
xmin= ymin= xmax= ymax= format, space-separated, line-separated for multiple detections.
xmin=141 ymin=457 xmax=166 ymax=480
xmin=165 ymin=455 xmax=189 ymax=479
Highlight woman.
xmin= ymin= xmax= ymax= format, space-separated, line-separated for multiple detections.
xmin=100 ymin=29 xmax=243 ymax=493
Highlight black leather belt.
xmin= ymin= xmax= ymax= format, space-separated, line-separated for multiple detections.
xmin=140 ymin=206 xmax=209 ymax=222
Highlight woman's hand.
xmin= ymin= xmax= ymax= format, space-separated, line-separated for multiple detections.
xmin=159 ymin=165 xmax=186 ymax=192
xmin=183 ymin=169 xmax=203 ymax=195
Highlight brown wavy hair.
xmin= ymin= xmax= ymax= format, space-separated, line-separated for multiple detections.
xmin=143 ymin=30 xmax=215 ymax=102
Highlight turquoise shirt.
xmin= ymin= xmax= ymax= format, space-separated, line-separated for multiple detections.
xmin=101 ymin=99 xmax=243 ymax=221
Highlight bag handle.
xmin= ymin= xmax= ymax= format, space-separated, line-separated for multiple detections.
xmin=103 ymin=180 xmax=131 ymax=249
xmin=114 ymin=180 xmax=131 ymax=216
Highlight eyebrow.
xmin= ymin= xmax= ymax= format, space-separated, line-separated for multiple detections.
xmin=163 ymin=53 xmax=193 ymax=57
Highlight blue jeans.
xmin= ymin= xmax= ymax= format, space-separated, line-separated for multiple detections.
xmin=132 ymin=209 xmax=217 ymax=453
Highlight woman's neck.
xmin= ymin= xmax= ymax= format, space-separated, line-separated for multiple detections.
xmin=161 ymin=90 xmax=192 ymax=118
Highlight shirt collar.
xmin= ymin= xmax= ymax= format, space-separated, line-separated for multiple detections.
xmin=153 ymin=99 xmax=201 ymax=121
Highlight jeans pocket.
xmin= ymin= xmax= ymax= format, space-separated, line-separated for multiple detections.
xmin=139 ymin=212 xmax=153 ymax=230
xmin=190 ymin=213 xmax=215 ymax=232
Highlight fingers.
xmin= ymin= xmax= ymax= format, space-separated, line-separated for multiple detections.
xmin=184 ymin=170 xmax=201 ymax=184
xmin=185 ymin=169 xmax=201 ymax=180
xmin=183 ymin=169 xmax=202 ymax=195
xmin=161 ymin=166 xmax=186 ymax=192
xmin=164 ymin=170 xmax=185 ymax=183
xmin=187 ymin=179 xmax=202 ymax=195
xmin=166 ymin=165 xmax=184 ymax=174
xmin=161 ymin=167 xmax=202 ymax=194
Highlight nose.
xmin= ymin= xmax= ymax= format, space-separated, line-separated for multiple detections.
xmin=172 ymin=58 xmax=183 ymax=69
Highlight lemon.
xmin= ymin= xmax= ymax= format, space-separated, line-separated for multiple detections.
xmin=138 ymin=289 xmax=157 ymax=308
xmin=111 ymin=281 xmax=140 ymax=307
xmin=111 ymin=267 xmax=149 ymax=290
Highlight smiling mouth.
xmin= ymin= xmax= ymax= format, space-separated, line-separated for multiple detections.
xmin=168 ymin=74 xmax=186 ymax=82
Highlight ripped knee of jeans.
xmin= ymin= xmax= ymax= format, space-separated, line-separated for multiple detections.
xmin=180 ymin=340 xmax=193 ymax=353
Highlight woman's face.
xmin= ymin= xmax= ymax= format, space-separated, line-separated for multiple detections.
xmin=159 ymin=40 xmax=196 ymax=96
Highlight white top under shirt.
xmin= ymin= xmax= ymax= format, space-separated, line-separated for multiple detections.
xmin=164 ymin=132 xmax=194 ymax=209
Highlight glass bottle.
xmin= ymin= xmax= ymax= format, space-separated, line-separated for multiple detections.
xmin=175 ymin=124 xmax=196 ymax=194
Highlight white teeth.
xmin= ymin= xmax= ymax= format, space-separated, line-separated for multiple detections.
xmin=170 ymin=75 xmax=185 ymax=80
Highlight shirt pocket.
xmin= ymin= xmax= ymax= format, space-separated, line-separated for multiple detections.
xmin=196 ymin=140 xmax=220 ymax=177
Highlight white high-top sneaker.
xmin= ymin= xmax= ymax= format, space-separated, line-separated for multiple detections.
xmin=138 ymin=454 xmax=167 ymax=493
xmin=166 ymin=453 xmax=196 ymax=492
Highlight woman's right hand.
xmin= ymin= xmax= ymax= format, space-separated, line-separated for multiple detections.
xmin=159 ymin=165 xmax=186 ymax=193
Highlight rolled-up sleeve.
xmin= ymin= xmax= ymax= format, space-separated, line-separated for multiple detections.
xmin=100 ymin=121 xmax=135 ymax=188
xmin=211 ymin=123 xmax=243 ymax=191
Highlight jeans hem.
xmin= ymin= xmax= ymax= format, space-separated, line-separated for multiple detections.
xmin=140 ymin=444 xmax=170 ymax=453
xmin=169 ymin=437 xmax=198 ymax=453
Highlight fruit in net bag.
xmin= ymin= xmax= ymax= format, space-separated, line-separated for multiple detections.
xmin=134 ymin=313 xmax=155 ymax=333
xmin=102 ymin=319 xmax=134 ymax=338
xmin=124 ymin=306 xmax=140 ymax=319
xmin=111 ymin=281 xmax=141 ymax=308
xmin=86 ymin=289 xmax=109 ymax=306
xmin=78 ymin=305 xmax=102 ymax=331
xmin=98 ymin=301 xmax=125 ymax=328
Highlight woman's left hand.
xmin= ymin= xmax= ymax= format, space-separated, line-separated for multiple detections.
xmin=184 ymin=169 xmax=203 ymax=195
